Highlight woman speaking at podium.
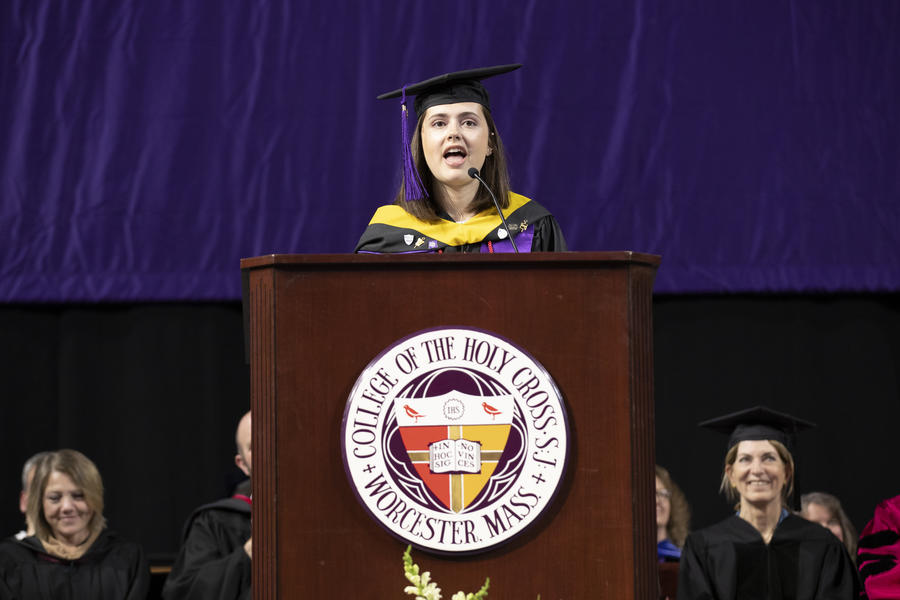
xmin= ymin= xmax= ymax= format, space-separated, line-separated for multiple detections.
xmin=355 ymin=64 xmax=567 ymax=254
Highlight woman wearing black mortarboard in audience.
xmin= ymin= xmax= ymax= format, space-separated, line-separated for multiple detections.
xmin=677 ymin=407 xmax=859 ymax=600
xmin=355 ymin=64 xmax=567 ymax=254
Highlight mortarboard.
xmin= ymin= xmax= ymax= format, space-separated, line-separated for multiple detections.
xmin=377 ymin=64 xmax=522 ymax=202
xmin=377 ymin=64 xmax=522 ymax=116
xmin=698 ymin=406 xmax=815 ymax=453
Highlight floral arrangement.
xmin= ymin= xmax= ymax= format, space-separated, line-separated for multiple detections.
xmin=402 ymin=546 xmax=490 ymax=600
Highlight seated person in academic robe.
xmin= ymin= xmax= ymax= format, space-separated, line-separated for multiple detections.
xmin=355 ymin=64 xmax=567 ymax=254
xmin=162 ymin=411 xmax=252 ymax=600
xmin=857 ymin=493 xmax=900 ymax=600
xmin=14 ymin=451 xmax=49 ymax=540
xmin=657 ymin=465 xmax=690 ymax=562
xmin=0 ymin=449 xmax=149 ymax=600
xmin=800 ymin=491 xmax=858 ymax=564
xmin=677 ymin=407 xmax=859 ymax=600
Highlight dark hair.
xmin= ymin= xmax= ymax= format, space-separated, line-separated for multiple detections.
xmin=801 ymin=491 xmax=857 ymax=561
xmin=394 ymin=105 xmax=512 ymax=222
xmin=656 ymin=465 xmax=691 ymax=547
xmin=21 ymin=451 xmax=51 ymax=490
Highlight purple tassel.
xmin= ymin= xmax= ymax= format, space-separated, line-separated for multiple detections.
xmin=401 ymin=86 xmax=427 ymax=201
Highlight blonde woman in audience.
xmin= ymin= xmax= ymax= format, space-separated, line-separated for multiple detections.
xmin=0 ymin=449 xmax=148 ymax=599
xmin=656 ymin=465 xmax=691 ymax=562
xmin=677 ymin=407 xmax=858 ymax=599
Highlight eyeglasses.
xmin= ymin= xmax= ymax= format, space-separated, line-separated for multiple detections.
xmin=656 ymin=489 xmax=671 ymax=500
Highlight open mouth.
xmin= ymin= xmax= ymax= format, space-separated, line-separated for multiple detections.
xmin=443 ymin=146 xmax=467 ymax=165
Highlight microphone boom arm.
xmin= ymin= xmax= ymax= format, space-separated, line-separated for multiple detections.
xmin=468 ymin=168 xmax=519 ymax=253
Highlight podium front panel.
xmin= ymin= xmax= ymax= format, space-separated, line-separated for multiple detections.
xmin=243 ymin=252 xmax=659 ymax=599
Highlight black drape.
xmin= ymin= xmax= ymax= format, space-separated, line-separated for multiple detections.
xmin=1 ymin=295 xmax=897 ymax=558
xmin=0 ymin=304 xmax=249 ymax=562
xmin=655 ymin=294 xmax=900 ymax=535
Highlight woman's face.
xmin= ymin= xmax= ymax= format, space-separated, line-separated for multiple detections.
xmin=655 ymin=476 xmax=671 ymax=529
xmin=43 ymin=471 xmax=93 ymax=544
xmin=804 ymin=502 xmax=844 ymax=541
xmin=420 ymin=102 xmax=492 ymax=192
xmin=727 ymin=440 xmax=788 ymax=508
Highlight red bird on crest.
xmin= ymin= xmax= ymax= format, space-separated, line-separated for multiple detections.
xmin=482 ymin=402 xmax=501 ymax=420
xmin=404 ymin=404 xmax=424 ymax=423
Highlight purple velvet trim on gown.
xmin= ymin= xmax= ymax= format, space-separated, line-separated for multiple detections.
xmin=481 ymin=228 xmax=533 ymax=253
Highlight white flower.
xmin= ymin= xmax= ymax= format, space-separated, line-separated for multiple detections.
xmin=401 ymin=545 xmax=489 ymax=600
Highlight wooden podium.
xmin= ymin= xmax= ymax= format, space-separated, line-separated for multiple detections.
xmin=240 ymin=252 xmax=660 ymax=599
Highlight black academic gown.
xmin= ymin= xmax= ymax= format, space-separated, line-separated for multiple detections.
xmin=0 ymin=529 xmax=149 ymax=600
xmin=162 ymin=497 xmax=251 ymax=600
xmin=355 ymin=192 xmax=567 ymax=253
xmin=677 ymin=514 xmax=859 ymax=600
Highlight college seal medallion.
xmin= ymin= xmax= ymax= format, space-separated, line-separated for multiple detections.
xmin=341 ymin=327 xmax=569 ymax=554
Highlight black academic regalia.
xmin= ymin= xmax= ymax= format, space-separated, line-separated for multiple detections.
xmin=677 ymin=514 xmax=859 ymax=600
xmin=355 ymin=192 xmax=567 ymax=254
xmin=162 ymin=497 xmax=251 ymax=600
xmin=0 ymin=529 xmax=149 ymax=600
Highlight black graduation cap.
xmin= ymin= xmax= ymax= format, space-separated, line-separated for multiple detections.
xmin=699 ymin=406 xmax=815 ymax=452
xmin=376 ymin=64 xmax=522 ymax=202
xmin=377 ymin=63 xmax=522 ymax=117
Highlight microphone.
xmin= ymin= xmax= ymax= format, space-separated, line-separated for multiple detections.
xmin=468 ymin=167 xmax=519 ymax=253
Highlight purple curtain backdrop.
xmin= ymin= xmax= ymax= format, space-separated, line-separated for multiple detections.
xmin=2 ymin=1 xmax=898 ymax=301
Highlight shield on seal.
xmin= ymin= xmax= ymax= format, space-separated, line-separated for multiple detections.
xmin=395 ymin=391 xmax=513 ymax=513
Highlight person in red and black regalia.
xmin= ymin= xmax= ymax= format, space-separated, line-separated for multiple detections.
xmin=163 ymin=412 xmax=252 ymax=600
xmin=858 ymin=493 xmax=900 ymax=599
xmin=355 ymin=64 xmax=567 ymax=254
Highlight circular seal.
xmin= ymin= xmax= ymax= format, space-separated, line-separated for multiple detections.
xmin=341 ymin=327 xmax=569 ymax=554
